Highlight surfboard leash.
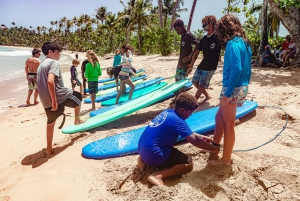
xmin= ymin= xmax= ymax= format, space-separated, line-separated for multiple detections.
xmin=230 ymin=105 xmax=289 ymax=152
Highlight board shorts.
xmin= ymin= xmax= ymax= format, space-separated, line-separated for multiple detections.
xmin=44 ymin=91 xmax=82 ymax=124
xmin=71 ymin=78 xmax=82 ymax=88
xmin=154 ymin=147 xmax=192 ymax=169
xmin=175 ymin=65 xmax=188 ymax=82
xmin=88 ymin=81 xmax=98 ymax=94
xmin=27 ymin=73 xmax=37 ymax=90
xmin=192 ymin=69 xmax=215 ymax=89
xmin=220 ymin=86 xmax=248 ymax=107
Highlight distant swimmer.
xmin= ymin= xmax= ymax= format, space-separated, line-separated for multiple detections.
xmin=25 ymin=48 xmax=41 ymax=105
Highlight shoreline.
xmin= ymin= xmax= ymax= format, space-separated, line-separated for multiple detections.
xmin=0 ymin=46 xmax=76 ymax=115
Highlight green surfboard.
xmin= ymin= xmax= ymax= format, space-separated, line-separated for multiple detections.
xmin=103 ymin=71 xmax=145 ymax=85
xmin=101 ymin=82 xmax=167 ymax=106
xmin=96 ymin=79 xmax=143 ymax=96
xmin=62 ymin=79 xmax=189 ymax=134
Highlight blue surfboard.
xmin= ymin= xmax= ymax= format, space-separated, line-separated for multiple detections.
xmin=82 ymin=100 xmax=258 ymax=159
xmin=84 ymin=74 xmax=148 ymax=93
xmin=98 ymin=69 xmax=145 ymax=83
xmin=89 ymin=81 xmax=193 ymax=117
xmin=84 ymin=77 xmax=164 ymax=103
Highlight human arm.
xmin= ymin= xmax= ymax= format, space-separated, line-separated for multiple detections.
xmin=47 ymin=74 xmax=58 ymax=111
xmin=25 ymin=59 xmax=29 ymax=79
xmin=188 ymin=33 xmax=199 ymax=59
xmin=186 ymin=133 xmax=219 ymax=153
xmin=84 ymin=63 xmax=89 ymax=78
xmin=223 ymin=42 xmax=243 ymax=100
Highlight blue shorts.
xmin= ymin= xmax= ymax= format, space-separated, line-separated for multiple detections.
xmin=119 ymin=75 xmax=129 ymax=80
xmin=88 ymin=81 xmax=98 ymax=94
xmin=192 ymin=69 xmax=215 ymax=89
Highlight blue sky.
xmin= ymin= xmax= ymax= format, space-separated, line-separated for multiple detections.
xmin=0 ymin=0 xmax=288 ymax=35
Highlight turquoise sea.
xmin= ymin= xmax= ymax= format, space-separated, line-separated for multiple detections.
xmin=0 ymin=46 xmax=71 ymax=82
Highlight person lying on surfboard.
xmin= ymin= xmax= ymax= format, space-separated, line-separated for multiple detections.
xmin=137 ymin=92 xmax=219 ymax=186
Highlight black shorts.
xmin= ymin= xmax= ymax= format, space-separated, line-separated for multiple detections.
xmin=154 ymin=147 xmax=192 ymax=169
xmin=88 ymin=81 xmax=98 ymax=94
xmin=45 ymin=91 xmax=82 ymax=124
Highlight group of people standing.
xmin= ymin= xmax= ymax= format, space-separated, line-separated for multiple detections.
xmin=137 ymin=14 xmax=252 ymax=186
xmin=25 ymin=14 xmax=253 ymax=187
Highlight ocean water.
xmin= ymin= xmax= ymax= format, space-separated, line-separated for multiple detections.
xmin=0 ymin=46 xmax=72 ymax=82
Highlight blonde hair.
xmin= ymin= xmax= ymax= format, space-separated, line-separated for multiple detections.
xmin=86 ymin=50 xmax=99 ymax=66
xmin=72 ymin=59 xmax=80 ymax=66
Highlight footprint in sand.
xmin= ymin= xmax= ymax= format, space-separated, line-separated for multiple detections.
xmin=21 ymin=119 xmax=30 ymax=123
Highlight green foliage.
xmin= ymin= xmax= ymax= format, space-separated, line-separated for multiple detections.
xmin=275 ymin=0 xmax=300 ymax=8
xmin=192 ymin=29 xmax=205 ymax=40
xmin=130 ymin=27 xmax=180 ymax=55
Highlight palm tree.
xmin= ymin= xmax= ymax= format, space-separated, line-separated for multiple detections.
xmin=73 ymin=16 xmax=77 ymax=32
xmin=50 ymin=21 xmax=54 ymax=29
xmin=187 ymin=0 xmax=197 ymax=31
xmin=162 ymin=0 xmax=187 ymax=28
xmin=260 ymin=0 xmax=268 ymax=53
xmin=170 ymin=0 xmax=180 ymax=30
xmin=158 ymin=0 xmax=163 ymax=28
xmin=95 ymin=6 xmax=108 ymax=24
xmin=247 ymin=3 xmax=281 ymax=39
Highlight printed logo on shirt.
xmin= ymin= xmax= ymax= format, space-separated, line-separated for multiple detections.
xmin=210 ymin=43 xmax=216 ymax=49
xmin=149 ymin=111 xmax=168 ymax=127
xmin=182 ymin=41 xmax=185 ymax=46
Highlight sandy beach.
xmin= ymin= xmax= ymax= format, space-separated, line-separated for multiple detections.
xmin=0 ymin=50 xmax=300 ymax=201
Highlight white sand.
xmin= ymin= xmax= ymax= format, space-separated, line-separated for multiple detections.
xmin=0 ymin=50 xmax=300 ymax=201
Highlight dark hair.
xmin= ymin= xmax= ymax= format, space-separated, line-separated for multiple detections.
xmin=216 ymin=14 xmax=250 ymax=46
xmin=121 ymin=44 xmax=134 ymax=52
xmin=106 ymin=67 xmax=114 ymax=78
xmin=42 ymin=42 xmax=62 ymax=55
xmin=32 ymin=48 xmax=41 ymax=56
xmin=175 ymin=92 xmax=198 ymax=111
xmin=173 ymin=19 xmax=184 ymax=28
xmin=202 ymin=15 xmax=217 ymax=28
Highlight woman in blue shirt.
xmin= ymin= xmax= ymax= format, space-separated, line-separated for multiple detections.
xmin=209 ymin=15 xmax=252 ymax=166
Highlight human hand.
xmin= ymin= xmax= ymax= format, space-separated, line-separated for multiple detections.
xmin=220 ymin=95 xmax=232 ymax=107
xmin=202 ymin=135 xmax=213 ymax=144
xmin=72 ymin=80 xmax=77 ymax=84
xmin=51 ymin=102 xmax=58 ymax=111
xmin=182 ymin=56 xmax=191 ymax=63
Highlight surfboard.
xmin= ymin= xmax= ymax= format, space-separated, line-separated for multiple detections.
xmin=102 ymin=70 xmax=145 ymax=85
xmin=62 ymin=79 xmax=190 ymax=134
xmin=98 ymin=69 xmax=145 ymax=83
xmin=96 ymin=79 xmax=144 ymax=96
xmin=89 ymin=81 xmax=193 ymax=117
xmin=81 ymin=100 xmax=258 ymax=159
xmin=84 ymin=77 xmax=164 ymax=103
xmin=101 ymin=82 xmax=167 ymax=106
xmin=84 ymin=74 xmax=148 ymax=93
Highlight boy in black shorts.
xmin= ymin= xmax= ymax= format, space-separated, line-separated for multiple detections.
xmin=37 ymin=42 xmax=84 ymax=156
xmin=138 ymin=92 xmax=219 ymax=186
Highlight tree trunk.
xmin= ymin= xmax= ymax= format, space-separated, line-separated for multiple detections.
xmin=187 ymin=0 xmax=198 ymax=31
xmin=259 ymin=0 xmax=268 ymax=54
xmin=170 ymin=0 xmax=180 ymax=30
xmin=158 ymin=0 xmax=163 ymax=28
xmin=267 ymin=0 xmax=300 ymax=65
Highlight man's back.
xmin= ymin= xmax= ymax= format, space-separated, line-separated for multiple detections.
xmin=26 ymin=57 xmax=40 ymax=73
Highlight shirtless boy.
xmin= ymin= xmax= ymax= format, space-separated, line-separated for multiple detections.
xmin=25 ymin=48 xmax=41 ymax=105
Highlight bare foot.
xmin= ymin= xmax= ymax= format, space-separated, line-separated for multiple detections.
xmin=74 ymin=119 xmax=85 ymax=125
xmin=148 ymin=174 xmax=164 ymax=186
xmin=208 ymin=158 xmax=232 ymax=166
xmin=137 ymin=157 xmax=146 ymax=172
xmin=91 ymin=107 xmax=96 ymax=111
xmin=34 ymin=101 xmax=39 ymax=105
xmin=26 ymin=98 xmax=30 ymax=105
xmin=41 ymin=148 xmax=55 ymax=158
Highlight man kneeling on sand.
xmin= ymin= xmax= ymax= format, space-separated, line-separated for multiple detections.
xmin=137 ymin=92 xmax=219 ymax=186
